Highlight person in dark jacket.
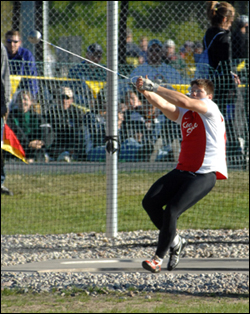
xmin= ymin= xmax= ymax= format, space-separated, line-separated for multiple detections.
xmin=205 ymin=1 xmax=246 ymax=166
xmin=7 ymin=90 xmax=52 ymax=163
xmin=205 ymin=2 xmax=240 ymax=110
xmin=232 ymin=15 xmax=249 ymax=60
xmin=44 ymin=87 xmax=86 ymax=162
xmin=5 ymin=30 xmax=38 ymax=97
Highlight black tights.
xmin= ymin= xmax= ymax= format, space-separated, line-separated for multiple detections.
xmin=142 ymin=169 xmax=216 ymax=259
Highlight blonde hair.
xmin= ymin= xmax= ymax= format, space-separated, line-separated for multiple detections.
xmin=16 ymin=90 xmax=32 ymax=103
xmin=206 ymin=1 xmax=235 ymax=27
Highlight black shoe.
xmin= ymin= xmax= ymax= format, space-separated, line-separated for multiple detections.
xmin=1 ymin=185 xmax=13 ymax=196
xmin=167 ymin=237 xmax=187 ymax=271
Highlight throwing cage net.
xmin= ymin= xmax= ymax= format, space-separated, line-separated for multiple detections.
xmin=1 ymin=1 xmax=249 ymax=235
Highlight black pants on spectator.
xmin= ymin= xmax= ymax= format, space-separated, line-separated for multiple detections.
xmin=142 ymin=169 xmax=216 ymax=259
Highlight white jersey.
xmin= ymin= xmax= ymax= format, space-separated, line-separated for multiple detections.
xmin=175 ymin=98 xmax=228 ymax=180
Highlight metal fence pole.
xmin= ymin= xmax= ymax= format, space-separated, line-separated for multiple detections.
xmin=20 ymin=1 xmax=35 ymax=56
xmin=106 ymin=1 xmax=118 ymax=238
xmin=43 ymin=1 xmax=49 ymax=75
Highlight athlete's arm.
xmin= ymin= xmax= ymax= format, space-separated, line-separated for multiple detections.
xmin=136 ymin=76 xmax=208 ymax=115
xmin=137 ymin=89 xmax=180 ymax=121
xmin=156 ymin=86 xmax=208 ymax=115
xmin=136 ymin=78 xmax=180 ymax=121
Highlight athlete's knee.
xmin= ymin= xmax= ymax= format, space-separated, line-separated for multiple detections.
xmin=164 ymin=205 xmax=179 ymax=222
xmin=142 ymin=196 xmax=148 ymax=211
xmin=142 ymin=195 xmax=153 ymax=214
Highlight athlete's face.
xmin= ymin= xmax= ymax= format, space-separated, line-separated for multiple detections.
xmin=190 ymin=84 xmax=212 ymax=100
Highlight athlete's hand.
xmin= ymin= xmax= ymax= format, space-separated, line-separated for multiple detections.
xmin=136 ymin=76 xmax=159 ymax=93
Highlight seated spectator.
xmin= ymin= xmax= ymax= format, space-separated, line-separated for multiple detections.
xmin=138 ymin=36 xmax=148 ymax=64
xmin=119 ymin=91 xmax=154 ymax=161
xmin=162 ymin=39 xmax=186 ymax=74
xmin=232 ymin=15 xmax=249 ymax=60
xmin=69 ymin=43 xmax=105 ymax=81
xmin=126 ymin=28 xmax=141 ymax=67
xmin=129 ymin=39 xmax=187 ymax=85
xmin=4 ymin=30 xmax=38 ymax=97
xmin=7 ymin=90 xmax=53 ymax=163
xmin=193 ymin=41 xmax=203 ymax=63
xmin=118 ymin=103 xmax=126 ymax=132
xmin=82 ymin=94 xmax=107 ymax=162
xmin=179 ymin=40 xmax=195 ymax=77
xmin=67 ymin=43 xmax=106 ymax=105
xmin=44 ymin=87 xmax=86 ymax=162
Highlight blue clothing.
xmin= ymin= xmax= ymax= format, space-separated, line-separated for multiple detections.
xmin=68 ymin=60 xmax=107 ymax=81
xmin=6 ymin=46 xmax=38 ymax=96
xmin=129 ymin=62 xmax=187 ymax=85
xmin=67 ymin=61 xmax=107 ymax=104
xmin=139 ymin=50 xmax=148 ymax=63
xmin=126 ymin=42 xmax=141 ymax=58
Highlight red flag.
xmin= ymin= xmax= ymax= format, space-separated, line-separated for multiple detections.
xmin=2 ymin=124 xmax=28 ymax=164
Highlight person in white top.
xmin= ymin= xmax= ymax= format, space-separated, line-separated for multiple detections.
xmin=135 ymin=76 xmax=228 ymax=273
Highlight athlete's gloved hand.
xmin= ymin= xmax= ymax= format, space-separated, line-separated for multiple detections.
xmin=139 ymin=76 xmax=159 ymax=93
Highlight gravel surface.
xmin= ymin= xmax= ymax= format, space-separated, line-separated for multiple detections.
xmin=1 ymin=229 xmax=249 ymax=295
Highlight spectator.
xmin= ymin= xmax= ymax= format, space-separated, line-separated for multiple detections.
xmin=126 ymin=28 xmax=141 ymax=66
xmin=4 ymin=30 xmax=38 ymax=97
xmin=193 ymin=41 xmax=203 ymax=63
xmin=138 ymin=36 xmax=148 ymax=64
xmin=129 ymin=39 xmax=186 ymax=161
xmin=118 ymin=103 xmax=126 ymax=132
xmin=7 ymin=90 xmax=53 ymax=163
xmin=180 ymin=40 xmax=195 ymax=77
xmin=1 ymin=42 xmax=13 ymax=195
xmin=68 ymin=43 xmax=106 ymax=105
xmin=69 ymin=43 xmax=105 ymax=81
xmin=44 ymin=87 xmax=85 ymax=162
xmin=205 ymin=1 xmax=246 ymax=166
xmin=82 ymin=92 xmax=107 ymax=162
xmin=162 ymin=39 xmax=186 ymax=73
xmin=129 ymin=39 xmax=186 ymax=85
xmin=232 ymin=15 xmax=249 ymax=60
xmin=119 ymin=91 xmax=154 ymax=161
xmin=204 ymin=1 xmax=238 ymax=89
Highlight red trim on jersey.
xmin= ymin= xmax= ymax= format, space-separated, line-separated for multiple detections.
xmin=176 ymin=111 xmax=206 ymax=172
xmin=216 ymin=129 xmax=227 ymax=180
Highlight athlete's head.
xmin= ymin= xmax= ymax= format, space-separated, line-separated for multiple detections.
xmin=190 ymin=79 xmax=214 ymax=100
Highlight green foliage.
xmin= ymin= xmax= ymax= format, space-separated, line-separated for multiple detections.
xmin=46 ymin=1 xmax=208 ymax=62
xmin=1 ymin=1 xmax=13 ymax=40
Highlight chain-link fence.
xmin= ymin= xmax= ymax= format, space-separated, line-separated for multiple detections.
xmin=1 ymin=1 xmax=249 ymax=235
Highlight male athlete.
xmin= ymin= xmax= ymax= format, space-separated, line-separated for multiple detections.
xmin=136 ymin=76 xmax=228 ymax=273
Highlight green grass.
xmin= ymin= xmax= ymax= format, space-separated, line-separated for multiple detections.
xmin=1 ymin=170 xmax=249 ymax=234
xmin=1 ymin=289 xmax=249 ymax=313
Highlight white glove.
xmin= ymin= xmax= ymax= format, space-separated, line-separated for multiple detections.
xmin=139 ymin=77 xmax=159 ymax=93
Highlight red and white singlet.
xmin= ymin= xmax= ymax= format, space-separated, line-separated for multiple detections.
xmin=175 ymin=98 xmax=228 ymax=180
